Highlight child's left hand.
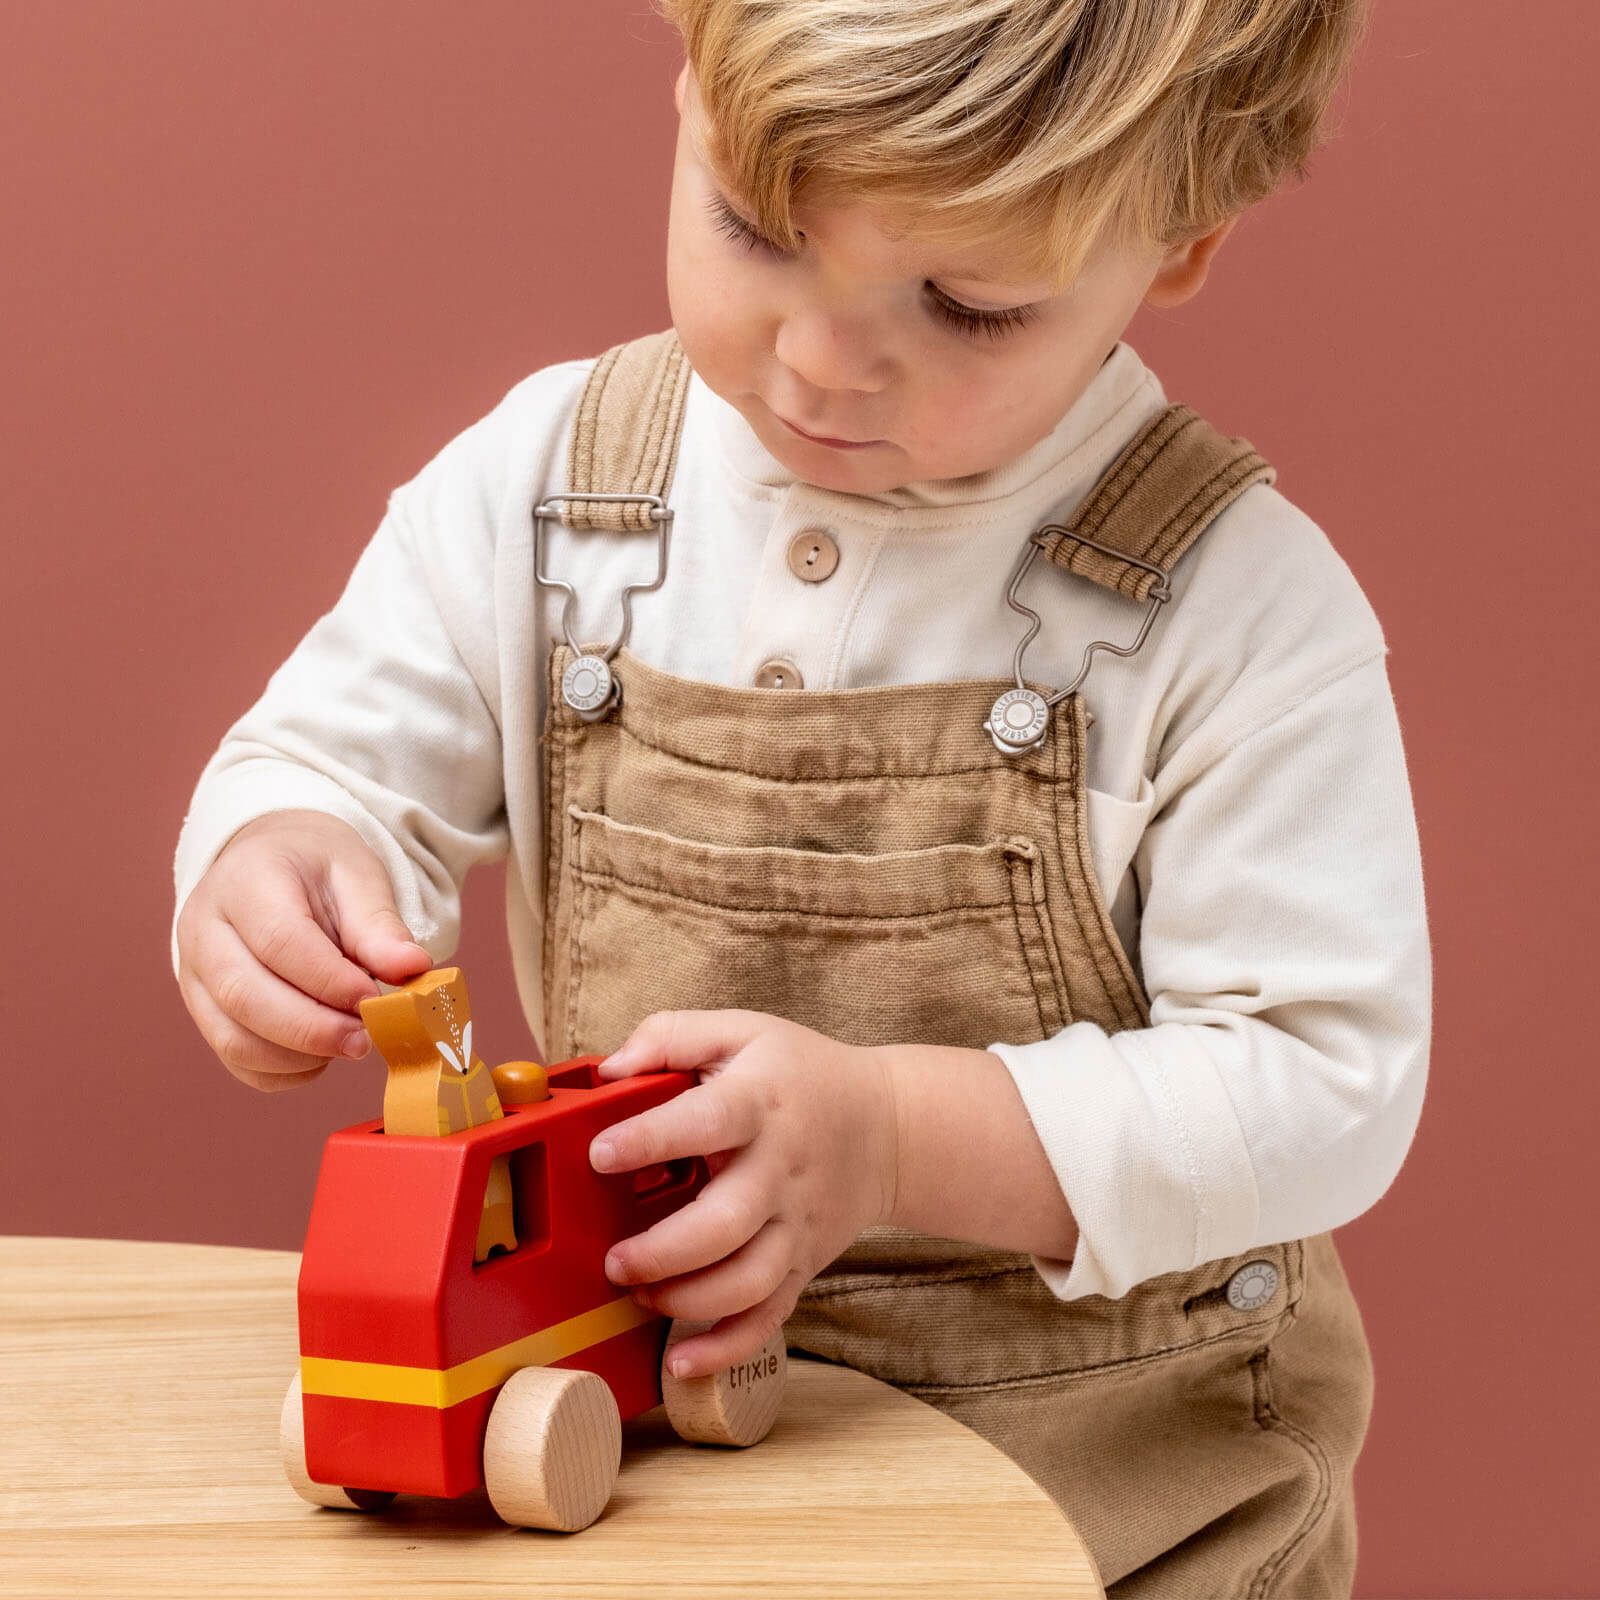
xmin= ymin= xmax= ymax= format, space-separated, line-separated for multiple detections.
xmin=590 ymin=1010 xmax=899 ymax=1381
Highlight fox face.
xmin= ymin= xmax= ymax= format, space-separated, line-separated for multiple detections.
xmin=414 ymin=972 xmax=474 ymax=1076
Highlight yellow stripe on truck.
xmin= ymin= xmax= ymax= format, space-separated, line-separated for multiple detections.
xmin=300 ymin=1293 xmax=654 ymax=1409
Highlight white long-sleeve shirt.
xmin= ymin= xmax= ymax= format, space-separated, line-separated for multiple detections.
xmin=172 ymin=340 xmax=1431 ymax=1301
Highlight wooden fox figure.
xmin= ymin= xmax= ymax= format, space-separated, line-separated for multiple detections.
xmin=359 ymin=967 xmax=518 ymax=1262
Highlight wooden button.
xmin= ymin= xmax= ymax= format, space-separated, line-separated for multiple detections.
xmin=753 ymin=658 xmax=803 ymax=690
xmin=785 ymin=530 xmax=839 ymax=583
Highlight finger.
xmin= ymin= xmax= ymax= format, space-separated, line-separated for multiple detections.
xmin=628 ymin=1214 xmax=793 ymax=1317
xmin=181 ymin=965 xmax=335 ymax=1092
xmin=229 ymin=858 xmax=388 ymax=1014
xmin=597 ymin=1009 xmax=768 ymax=1079
xmin=208 ymin=917 xmax=373 ymax=1061
xmin=661 ymin=1273 xmax=805 ymax=1382
xmin=322 ymin=845 xmax=434 ymax=985
xmin=590 ymin=1078 xmax=759 ymax=1178
xmin=603 ymin=1165 xmax=768 ymax=1286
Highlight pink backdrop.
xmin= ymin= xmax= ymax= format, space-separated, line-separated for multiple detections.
xmin=4 ymin=4 xmax=1595 ymax=1594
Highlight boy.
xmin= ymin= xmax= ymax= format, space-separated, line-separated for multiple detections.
xmin=174 ymin=3 xmax=1428 ymax=1593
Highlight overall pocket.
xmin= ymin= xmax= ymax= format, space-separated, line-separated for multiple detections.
xmin=559 ymin=804 xmax=1070 ymax=1057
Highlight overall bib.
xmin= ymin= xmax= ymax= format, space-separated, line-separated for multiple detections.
xmin=536 ymin=332 xmax=1374 ymax=1598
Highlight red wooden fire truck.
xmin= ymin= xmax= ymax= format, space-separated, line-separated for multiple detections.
xmin=279 ymin=969 xmax=787 ymax=1531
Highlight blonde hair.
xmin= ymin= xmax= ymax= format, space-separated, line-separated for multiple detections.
xmin=655 ymin=0 xmax=1371 ymax=287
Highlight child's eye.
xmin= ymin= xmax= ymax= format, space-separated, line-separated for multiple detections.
xmin=925 ymin=287 xmax=1040 ymax=342
xmin=704 ymin=192 xmax=781 ymax=255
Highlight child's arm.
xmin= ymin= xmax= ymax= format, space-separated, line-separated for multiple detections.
xmin=981 ymin=649 xmax=1431 ymax=1300
xmin=174 ymin=477 xmax=510 ymax=1089
xmin=874 ymin=1042 xmax=1079 ymax=1260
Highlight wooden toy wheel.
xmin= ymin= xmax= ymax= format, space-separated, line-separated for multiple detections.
xmin=279 ymin=1373 xmax=397 ymax=1511
xmin=483 ymin=1365 xmax=622 ymax=1531
xmin=660 ymin=1319 xmax=787 ymax=1446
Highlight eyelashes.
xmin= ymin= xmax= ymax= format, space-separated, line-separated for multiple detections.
xmin=924 ymin=288 xmax=1039 ymax=340
xmin=705 ymin=191 xmax=771 ymax=253
xmin=701 ymin=192 xmax=1040 ymax=343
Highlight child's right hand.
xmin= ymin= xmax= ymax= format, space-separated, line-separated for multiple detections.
xmin=175 ymin=809 xmax=435 ymax=1093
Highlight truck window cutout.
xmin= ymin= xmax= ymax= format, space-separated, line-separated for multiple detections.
xmin=473 ymin=1142 xmax=552 ymax=1273
xmin=633 ymin=1158 xmax=698 ymax=1205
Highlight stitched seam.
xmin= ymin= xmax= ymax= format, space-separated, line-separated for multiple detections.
xmin=632 ymin=342 xmax=672 ymax=494
xmin=1123 ymin=1029 xmax=1207 ymax=1268
xmin=1145 ymin=455 xmax=1270 ymax=577
xmin=540 ymin=668 xmax=573 ymax=1005
xmin=654 ymin=350 xmax=691 ymax=506
xmin=1073 ymin=409 xmax=1199 ymax=561
xmin=803 ymin=1246 xmax=1295 ymax=1310
xmin=631 ymin=342 xmax=677 ymax=510
xmin=1070 ymin=408 xmax=1193 ymax=548
xmin=1048 ymin=711 xmax=1095 ymax=1023
xmin=1247 ymin=1346 xmax=1335 ymax=1599
xmin=604 ymin=715 xmax=1060 ymax=784
xmin=1004 ymin=852 xmax=1052 ymax=1037
xmin=1024 ymin=847 xmax=1072 ymax=1032
xmin=889 ymin=1314 xmax=1294 ymax=1395
xmin=569 ymin=343 xmax=620 ymax=521
xmin=569 ymin=866 xmax=1018 ymax=922
xmin=804 ymin=1264 xmax=1037 ymax=1296
xmin=1167 ymin=650 xmax=1389 ymax=787
xmin=1070 ymin=697 xmax=1148 ymax=1029
xmin=1043 ymin=529 xmax=1145 ymax=598
xmin=565 ymin=814 xmax=589 ymax=1059
xmin=1149 ymin=453 xmax=1268 ymax=568
xmin=1064 ymin=445 xmax=1258 ymax=601
xmin=825 ymin=529 xmax=887 ymax=688
xmin=1053 ymin=700 xmax=1146 ymax=1030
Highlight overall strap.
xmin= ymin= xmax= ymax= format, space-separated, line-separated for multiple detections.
xmin=1033 ymin=404 xmax=1275 ymax=601
xmin=562 ymin=328 xmax=692 ymax=531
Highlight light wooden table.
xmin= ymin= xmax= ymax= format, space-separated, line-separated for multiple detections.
xmin=1 ymin=1238 xmax=1103 ymax=1598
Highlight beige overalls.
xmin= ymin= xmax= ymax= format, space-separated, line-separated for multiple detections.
xmin=536 ymin=331 xmax=1374 ymax=1598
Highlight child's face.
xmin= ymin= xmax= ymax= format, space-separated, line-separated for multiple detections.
xmin=666 ymin=67 xmax=1223 ymax=495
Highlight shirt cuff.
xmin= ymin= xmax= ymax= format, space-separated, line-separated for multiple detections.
xmin=170 ymin=759 xmax=442 ymax=980
xmin=988 ymin=1021 xmax=1259 ymax=1301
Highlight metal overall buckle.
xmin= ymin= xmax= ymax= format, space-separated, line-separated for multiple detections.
xmin=983 ymin=528 xmax=1172 ymax=756
xmin=532 ymin=491 xmax=673 ymax=721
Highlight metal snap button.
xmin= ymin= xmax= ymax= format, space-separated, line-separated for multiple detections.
xmin=561 ymin=652 xmax=616 ymax=717
xmin=1226 ymin=1260 xmax=1280 ymax=1312
xmin=786 ymin=529 xmax=839 ymax=583
xmin=753 ymin=658 xmax=804 ymax=690
xmin=983 ymin=687 xmax=1050 ymax=753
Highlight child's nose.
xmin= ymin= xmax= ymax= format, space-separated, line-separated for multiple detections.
xmin=773 ymin=308 xmax=892 ymax=397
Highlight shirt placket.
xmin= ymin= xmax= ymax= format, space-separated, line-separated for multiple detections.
xmin=730 ymin=486 xmax=883 ymax=692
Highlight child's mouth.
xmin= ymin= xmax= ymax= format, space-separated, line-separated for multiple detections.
xmin=778 ymin=415 xmax=882 ymax=450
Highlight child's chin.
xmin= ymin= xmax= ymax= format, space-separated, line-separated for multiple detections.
xmin=782 ymin=441 xmax=901 ymax=492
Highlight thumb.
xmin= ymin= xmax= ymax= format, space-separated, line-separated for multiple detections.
xmin=598 ymin=1009 xmax=764 ymax=1079
xmin=326 ymin=848 xmax=434 ymax=983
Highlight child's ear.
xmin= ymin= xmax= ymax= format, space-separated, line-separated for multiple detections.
xmin=674 ymin=61 xmax=690 ymax=115
xmin=1144 ymin=218 xmax=1239 ymax=309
